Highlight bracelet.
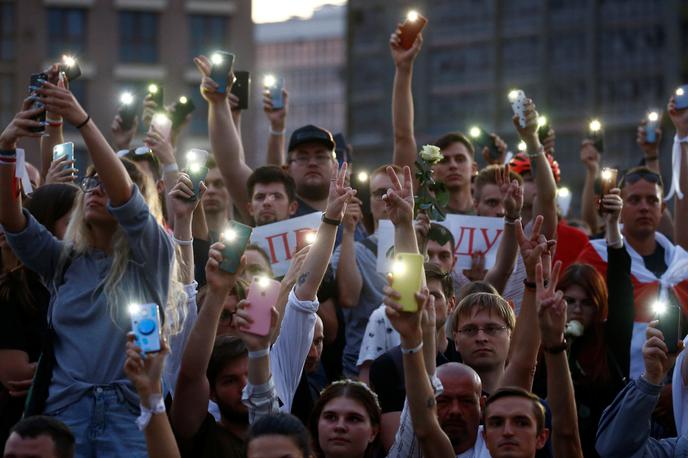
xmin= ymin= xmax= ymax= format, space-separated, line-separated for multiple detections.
xmin=248 ymin=348 xmax=270 ymax=359
xmin=543 ymin=339 xmax=567 ymax=354
xmin=135 ymin=393 xmax=165 ymax=431
xmin=523 ymin=279 xmax=536 ymax=291
xmin=527 ymin=145 xmax=545 ymax=159
xmin=401 ymin=341 xmax=423 ymax=355
xmin=270 ymin=128 xmax=286 ymax=136
xmin=74 ymin=114 xmax=90 ymax=129
xmin=504 ymin=215 xmax=521 ymax=225
xmin=321 ymin=213 xmax=342 ymax=226
xmin=0 ymin=156 xmax=16 ymax=166
xmin=163 ymin=162 xmax=179 ymax=173
xmin=0 ymin=149 xmax=17 ymax=157
xmin=174 ymin=237 xmax=193 ymax=246
xmin=46 ymin=117 xmax=63 ymax=127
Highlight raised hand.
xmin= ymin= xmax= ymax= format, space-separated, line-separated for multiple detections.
xmin=324 ymin=162 xmax=356 ymax=221
xmin=515 ymin=215 xmax=555 ymax=282
xmin=193 ymin=55 xmax=234 ymax=105
xmin=205 ymin=242 xmax=245 ymax=295
xmin=342 ymin=197 xmax=363 ymax=234
xmin=542 ymin=128 xmax=556 ymax=156
xmin=0 ymin=97 xmax=46 ymax=149
xmin=141 ymin=94 xmax=157 ymax=129
xmin=111 ymin=114 xmax=139 ymax=151
xmin=513 ymin=98 xmax=541 ymax=149
xmin=123 ymin=333 xmax=169 ymax=404
xmin=384 ymin=285 xmax=430 ymax=342
xmin=414 ymin=211 xmax=431 ymax=251
xmin=45 ymin=155 xmax=77 ymax=184
xmin=462 ymin=251 xmax=487 ymax=282
xmin=382 ymin=165 xmax=414 ymax=226
xmin=282 ymin=245 xmax=310 ymax=287
xmin=230 ymin=300 xmax=280 ymax=351
xmin=496 ymin=165 xmax=523 ymax=219
xmin=36 ymin=81 xmax=88 ymax=127
xmin=579 ymin=140 xmax=600 ymax=174
xmin=481 ymin=133 xmax=507 ymax=165
xmin=636 ymin=119 xmax=662 ymax=157
xmin=642 ymin=322 xmax=682 ymax=385
xmin=668 ymin=95 xmax=688 ymax=138
xmin=389 ymin=24 xmax=423 ymax=71
xmin=601 ymin=188 xmax=622 ymax=225
xmin=144 ymin=124 xmax=176 ymax=166
xmin=169 ymin=173 xmax=205 ymax=220
xmin=262 ymin=87 xmax=288 ymax=130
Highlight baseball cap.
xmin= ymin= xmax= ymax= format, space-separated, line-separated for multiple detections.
xmin=288 ymin=125 xmax=335 ymax=152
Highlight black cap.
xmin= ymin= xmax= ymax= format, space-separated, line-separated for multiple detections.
xmin=288 ymin=125 xmax=335 ymax=152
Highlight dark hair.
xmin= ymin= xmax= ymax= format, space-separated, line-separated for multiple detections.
xmin=557 ymin=263 xmax=610 ymax=382
xmin=24 ymin=183 xmax=78 ymax=236
xmin=484 ymin=387 xmax=545 ymax=434
xmin=123 ymin=149 xmax=162 ymax=181
xmin=425 ymin=262 xmax=454 ymax=300
xmin=310 ymin=380 xmax=381 ymax=458
xmin=433 ymin=132 xmax=475 ymax=157
xmin=427 ymin=223 xmax=456 ymax=254
xmin=10 ymin=416 xmax=75 ymax=458
xmin=619 ymin=166 xmax=663 ymax=191
xmin=474 ymin=165 xmax=523 ymax=201
xmin=207 ymin=336 xmax=247 ymax=386
xmin=248 ymin=413 xmax=312 ymax=458
xmin=247 ymin=166 xmax=297 ymax=203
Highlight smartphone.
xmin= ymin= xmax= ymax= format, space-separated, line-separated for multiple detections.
xmin=59 ymin=56 xmax=81 ymax=81
xmin=265 ymin=76 xmax=285 ymax=110
xmin=29 ymin=73 xmax=47 ymax=133
xmin=171 ymin=96 xmax=196 ymax=129
xmin=589 ymin=120 xmax=604 ymax=153
xmin=230 ymin=71 xmax=250 ymax=110
xmin=210 ymin=51 xmax=235 ymax=94
xmin=399 ymin=11 xmax=428 ymax=50
xmin=657 ymin=303 xmax=681 ymax=354
xmin=185 ymin=148 xmax=209 ymax=197
xmin=469 ymin=126 xmax=499 ymax=163
xmin=151 ymin=113 xmax=172 ymax=140
xmin=537 ymin=120 xmax=550 ymax=144
xmin=390 ymin=253 xmax=424 ymax=312
xmin=675 ymin=85 xmax=688 ymax=110
xmin=243 ymin=276 xmax=281 ymax=336
xmin=118 ymin=92 xmax=138 ymax=131
xmin=645 ymin=111 xmax=660 ymax=144
xmin=52 ymin=142 xmax=74 ymax=171
xmin=147 ymin=83 xmax=164 ymax=108
xmin=219 ymin=221 xmax=253 ymax=273
xmin=600 ymin=168 xmax=618 ymax=196
xmin=129 ymin=303 xmax=162 ymax=354
xmin=295 ymin=228 xmax=317 ymax=252
xmin=508 ymin=90 xmax=527 ymax=128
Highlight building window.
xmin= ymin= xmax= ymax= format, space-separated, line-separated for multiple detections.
xmin=188 ymin=15 xmax=227 ymax=59
xmin=46 ymin=8 xmax=87 ymax=59
xmin=0 ymin=74 xmax=13 ymax=127
xmin=119 ymin=11 xmax=158 ymax=63
xmin=0 ymin=3 xmax=15 ymax=61
xmin=188 ymin=83 xmax=207 ymax=136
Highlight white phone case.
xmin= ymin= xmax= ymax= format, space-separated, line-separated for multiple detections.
xmin=510 ymin=90 xmax=527 ymax=128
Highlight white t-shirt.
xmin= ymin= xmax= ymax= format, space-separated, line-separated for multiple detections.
xmin=357 ymin=305 xmax=400 ymax=367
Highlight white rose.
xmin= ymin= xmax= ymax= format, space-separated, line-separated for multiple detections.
xmin=419 ymin=145 xmax=443 ymax=164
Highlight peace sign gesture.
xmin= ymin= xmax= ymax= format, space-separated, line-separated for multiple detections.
xmin=536 ymin=257 xmax=565 ymax=348
xmin=324 ymin=162 xmax=356 ymax=221
xmin=515 ymin=215 xmax=555 ymax=281
xmin=382 ymin=165 xmax=414 ymax=226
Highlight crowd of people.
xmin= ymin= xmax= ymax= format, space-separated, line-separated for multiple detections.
xmin=2 ymin=23 xmax=688 ymax=458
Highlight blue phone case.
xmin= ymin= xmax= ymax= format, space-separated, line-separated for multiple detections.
xmin=210 ymin=51 xmax=235 ymax=94
xmin=645 ymin=124 xmax=657 ymax=143
xmin=270 ymin=77 xmax=285 ymax=110
xmin=676 ymin=85 xmax=688 ymax=110
xmin=53 ymin=143 xmax=75 ymax=171
xmin=130 ymin=303 xmax=161 ymax=354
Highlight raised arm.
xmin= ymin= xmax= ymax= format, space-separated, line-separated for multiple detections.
xmin=514 ymin=99 xmax=557 ymax=239
xmin=171 ymin=244 xmax=244 ymax=441
xmin=168 ymin=173 xmax=205 ymax=283
xmin=145 ymin=124 xmax=179 ymax=229
xmin=193 ymin=55 xmax=253 ymax=222
xmin=384 ymin=165 xmax=419 ymax=254
xmin=335 ymin=198 xmax=363 ymax=308
xmin=579 ymin=140 xmax=601 ymax=235
xmin=390 ymin=26 xmax=422 ymax=170
xmin=263 ymin=87 xmax=288 ymax=165
xmin=295 ymin=163 xmax=355 ymax=301
xmin=538 ymin=275 xmax=583 ymax=458
xmin=485 ymin=167 xmax=524 ymax=293
xmin=668 ymin=95 xmax=688 ymax=250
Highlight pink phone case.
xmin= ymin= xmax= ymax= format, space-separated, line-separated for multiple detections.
xmin=243 ymin=277 xmax=281 ymax=336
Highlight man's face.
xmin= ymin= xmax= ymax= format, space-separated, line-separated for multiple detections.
xmin=433 ymin=142 xmax=475 ymax=191
xmin=427 ymin=279 xmax=449 ymax=329
xmin=3 ymin=432 xmax=60 ymax=458
xmin=304 ymin=317 xmax=324 ymax=373
xmin=369 ymin=172 xmax=395 ymax=224
xmin=436 ymin=372 xmax=482 ymax=454
xmin=475 ymin=183 xmax=505 ymax=217
xmin=453 ymin=309 xmax=511 ymax=372
xmin=483 ymin=397 xmax=548 ymax=458
xmin=211 ymin=356 xmax=249 ymax=423
xmin=202 ymin=167 xmax=230 ymax=215
xmin=287 ymin=143 xmax=335 ymax=201
xmin=426 ymin=239 xmax=455 ymax=274
xmin=620 ymin=179 xmax=663 ymax=239
xmin=248 ymin=181 xmax=296 ymax=226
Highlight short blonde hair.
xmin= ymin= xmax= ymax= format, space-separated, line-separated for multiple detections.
xmin=451 ymin=292 xmax=515 ymax=333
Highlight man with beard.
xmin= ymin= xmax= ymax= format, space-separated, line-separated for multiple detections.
xmin=246 ymin=165 xmax=297 ymax=226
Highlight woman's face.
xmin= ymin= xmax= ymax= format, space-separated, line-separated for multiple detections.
xmin=83 ymin=176 xmax=116 ymax=225
xmin=318 ymin=396 xmax=377 ymax=458
xmin=248 ymin=434 xmax=304 ymax=458
xmin=563 ymin=284 xmax=597 ymax=331
xmin=217 ymin=293 xmax=239 ymax=336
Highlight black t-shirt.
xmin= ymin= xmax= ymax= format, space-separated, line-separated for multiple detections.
xmin=643 ymin=243 xmax=668 ymax=278
xmin=184 ymin=413 xmax=245 ymax=458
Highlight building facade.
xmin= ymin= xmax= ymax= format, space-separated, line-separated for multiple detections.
xmin=346 ymin=0 xmax=687 ymax=209
xmin=0 ymin=0 xmax=254 ymax=167
xmin=254 ymin=4 xmax=345 ymax=160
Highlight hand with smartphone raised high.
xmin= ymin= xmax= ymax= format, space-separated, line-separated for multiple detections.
xmin=111 ymin=114 xmax=139 ymax=151
xmin=124 ymin=333 xmax=169 ymax=406
xmin=382 ymin=165 xmax=414 ymax=227
xmin=144 ymin=124 xmax=176 ymax=167
xmin=481 ymin=133 xmax=508 ymax=165
xmin=389 ymin=24 xmax=423 ymax=71
xmin=262 ymin=87 xmax=288 ymax=131
xmin=169 ymin=173 xmax=206 ymax=221
xmin=230 ymin=299 xmax=280 ymax=351
xmin=668 ymin=95 xmax=688 ymax=138
xmin=205 ymin=242 xmax=246 ymax=295
xmin=45 ymin=155 xmax=77 ymax=184
xmin=384 ymin=286 xmax=431 ymax=344
xmin=642 ymin=322 xmax=683 ymax=385
xmin=0 ymin=98 xmax=46 ymax=149
xmin=513 ymin=98 xmax=542 ymax=153
xmin=193 ymin=55 xmax=234 ymax=105
xmin=637 ymin=120 xmax=662 ymax=159
xmin=36 ymin=81 xmax=88 ymax=127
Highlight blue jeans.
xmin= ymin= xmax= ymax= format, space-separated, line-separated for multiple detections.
xmin=45 ymin=385 xmax=148 ymax=458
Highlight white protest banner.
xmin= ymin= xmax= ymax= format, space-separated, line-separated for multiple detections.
xmin=250 ymin=212 xmax=322 ymax=276
xmin=376 ymin=214 xmax=505 ymax=273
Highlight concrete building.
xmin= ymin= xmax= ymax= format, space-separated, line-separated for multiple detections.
xmin=0 ymin=0 xmax=254 ymax=168
xmin=346 ymin=0 xmax=687 ymax=210
xmin=254 ymin=4 xmax=345 ymax=159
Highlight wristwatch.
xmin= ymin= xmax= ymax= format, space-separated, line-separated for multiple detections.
xmin=543 ymin=339 xmax=567 ymax=354
xmin=321 ymin=213 xmax=341 ymax=226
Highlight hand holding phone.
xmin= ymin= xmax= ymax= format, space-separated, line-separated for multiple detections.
xmin=589 ymin=119 xmax=604 ymax=153
xmin=53 ymin=142 xmax=75 ymax=172
xmin=390 ymin=253 xmax=424 ymax=312
xmin=59 ymin=55 xmax=81 ymax=81
xmin=243 ymin=276 xmax=281 ymax=336
xmin=675 ymin=85 xmax=688 ymax=110
xmin=185 ymin=148 xmax=209 ymax=197
xmin=129 ymin=303 xmax=162 ymax=354
xmin=210 ymin=51 xmax=235 ymax=94
xmin=230 ymin=71 xmax=251 ymax=110
xmin=508 ymin=90 xmax=527 ymax=128
xmin=645 ymin=110 xmax=660 ymax=144
xmin=150 ymin=112 xmax=172 ymax=140
xmin=468 ymin=126 xmax=500 ymax=163
xmin=171 ymin=96 xmax=196 ymax=129
xmin=29 ymin=73 xmax=48 ymax=133
xmin=147 ymin=83 xmax=164 ymax=108
xmin=399 ymin=10 xmax=428 ymax=49
xmin=219 ymin=221 xmax=253 ymax=273
xmin=118 ymin=92 xmax=138 ymax=131
xmin=654 ymin=301 xmax=681 ymax=354
xmin=264 ymin=74 xmax=284 ymax=110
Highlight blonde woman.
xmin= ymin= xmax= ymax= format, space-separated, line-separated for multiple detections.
xmin=0 ymin=81 xmax=184 ymax=457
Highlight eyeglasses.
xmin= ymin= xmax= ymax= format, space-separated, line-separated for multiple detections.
xmin=289 ymin=154 xmax=334 ymax=165
xmin=81 ymin=176 xmax=103 ymax=193
xmin=620 ymin=170 xmax=662 ymax=187
xmin=457 ymin=324 xmax=508 ymax=337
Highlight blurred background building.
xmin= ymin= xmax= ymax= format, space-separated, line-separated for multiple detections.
xmin=346 ymin=0 xmax=688 ymax=212
xmin=253 ymin=4 xmax=345 ymax=160
xmin=0 ymin=0 xmax=254 ymax=168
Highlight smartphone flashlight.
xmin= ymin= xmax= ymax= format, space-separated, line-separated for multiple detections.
xmin=357 ymin=171 xmax=369 ymax=183
xmin=601 ymin=168 xmax=613 ymax=182
xmin=264 ymin=74 xmax=277 ymax=88
xmin=62 ymin=55 xmax=77 ymax=68
xmin=152 ymin=113 xmax=169 ymax=125
xmin=469 ymin=126 xmax=482 ymax=139
xmin=537 ymin=115 xmax=547 ymax=128
xmin=179 ymin=96 xmax=188 ymax=104
xmin=589 ymin=119 xmax=602 ymax=133
xmin=392 ymin=260 xmax=407 ymax=276
xmin=120 ymin=92 xmax=134 ymax=105
xmin=406 ymin=10 xmax=419 ymax=21
xmin=652 ymin=300 xmax=667 ymax=315
xmin=677 ymin=88 xmax=685 ymax=97
xmin=223 ymin=228 xmax=238 ymax=243
xmin=648 ymin=111 xmax=659 ymax=123
xmin=54 ymin=144 xmax=64 ymax=155
xmin=508 ymin=89 xmax=521 ymax=103
xmin=211 ymin=53 xmax=224 ymax=65
xmin=148 ymin=84 xmax=159 ymax=94
xmin=257 ymin=275 xmax=271 ymax=289
xmin=517 ymin=141 xmax=527 ymax=152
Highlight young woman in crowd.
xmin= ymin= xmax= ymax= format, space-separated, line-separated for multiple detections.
xmin=0 ymin=81 xmax=185 ymax=456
